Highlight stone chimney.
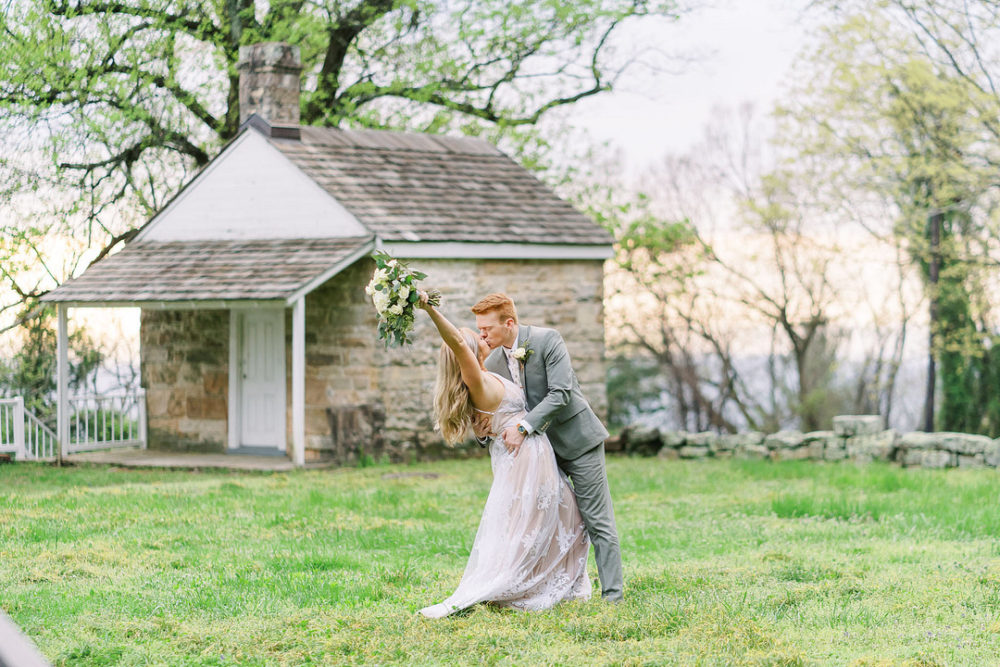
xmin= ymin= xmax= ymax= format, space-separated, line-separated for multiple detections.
xmin=237 ymin=42 xmax=302 ymax=127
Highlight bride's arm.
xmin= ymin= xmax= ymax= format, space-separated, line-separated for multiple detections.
xmin=418 ymin=293 xmax=490 ymax=395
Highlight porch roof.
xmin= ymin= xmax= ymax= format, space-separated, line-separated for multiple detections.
xmin=41 ymin=236 xmax=374 ymax=305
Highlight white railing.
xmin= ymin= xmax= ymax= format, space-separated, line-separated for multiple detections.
xmin=24 ymin=409 xmax=57 ymax=460
xmin=0 ymin=397 xmax=56 ymax=461
xmin=66 ymin=389 xmax=147 ymax=454
xmin=0 ymin=389 xmax=147 ymax=460
xmin=0 ymin=398 xmax=26 ymax=460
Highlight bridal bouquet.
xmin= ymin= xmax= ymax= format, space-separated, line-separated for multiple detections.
xmin=366 ymin=251 xmax=441 ymax=347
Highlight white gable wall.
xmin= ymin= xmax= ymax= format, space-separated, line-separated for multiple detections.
xmin=136 ymin=130 xmax=368 ymax=241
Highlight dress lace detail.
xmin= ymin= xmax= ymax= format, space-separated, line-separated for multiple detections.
xmin=419 ymin=373 xmax=591 ymax=617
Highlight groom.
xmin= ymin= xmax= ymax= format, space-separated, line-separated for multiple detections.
xmin=471 ymin=293 xmax=624 ymax=602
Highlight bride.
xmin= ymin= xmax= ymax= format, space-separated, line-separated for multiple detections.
xmin=416 ymin=292 xmax=591 ymax=618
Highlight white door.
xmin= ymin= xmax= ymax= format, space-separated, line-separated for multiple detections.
xmin=238 ymin=310 xmax=286 ymax=450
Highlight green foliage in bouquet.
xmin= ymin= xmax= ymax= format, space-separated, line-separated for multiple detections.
xmin=366 ymin=251 xmax=441 ymax=347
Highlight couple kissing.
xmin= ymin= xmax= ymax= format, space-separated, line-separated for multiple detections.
xmin=416 ymin=292 xmax=623 ymax=618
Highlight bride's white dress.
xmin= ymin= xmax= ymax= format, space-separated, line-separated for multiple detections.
xmin=419 ymin=373 xmax=591 ymax=618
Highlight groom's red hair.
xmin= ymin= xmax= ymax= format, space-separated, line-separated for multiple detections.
xmin=471 ymin=293 xmax=518 ymax=323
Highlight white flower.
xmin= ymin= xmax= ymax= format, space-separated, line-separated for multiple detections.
xmin=398 ymin=285 xmax=410 ymax=300
xmin=365 ymin=279 xmax=376 ymax=296
xmin=372 ymin=290 xmax=390 ymax=313
xmin=513 ymin=348 xmax=526 ymax=360
xmin=373 ymin=268 xmax=389 ymax=284
xmin=388 ymin=303 xmax=404 ymax=316
xmin=387 ymin=259 xmax=399 ymax=268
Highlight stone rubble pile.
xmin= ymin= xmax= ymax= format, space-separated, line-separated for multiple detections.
xmin=612 ymin=415 xmax=1000 ymax=469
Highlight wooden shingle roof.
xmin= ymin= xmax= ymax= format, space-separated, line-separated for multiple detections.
xmin=43 ymin=121 xmax=611 ymax=305
xmin=270 ymin=126 xmax=612 ymax=245
xmin=43 ymin=237 xmax=373 ymax=304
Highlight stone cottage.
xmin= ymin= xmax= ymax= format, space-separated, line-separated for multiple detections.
xmin=42 ymin=42 xmax=613 ymax=465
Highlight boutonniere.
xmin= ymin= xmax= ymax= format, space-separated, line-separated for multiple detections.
xmin=512 ymin=340 xmax=533 ymax=363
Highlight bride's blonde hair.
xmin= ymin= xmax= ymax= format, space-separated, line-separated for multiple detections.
xmin=434 ymin=328 xmax=483 ymax=445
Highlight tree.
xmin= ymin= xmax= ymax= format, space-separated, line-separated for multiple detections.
xmin=781 ymin=7 xmax=1000 ymax=433
xmin=0 ymin=303 xmax=104 ymax=425
xmin=588 ymin=106 xmax=889 ymax=433
xmin=0 ymin=0 xmax=684 ymax=322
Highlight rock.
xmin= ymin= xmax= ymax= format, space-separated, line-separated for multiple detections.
xmin=657 ymin=446 xmax=679 ymax=460
xmin=802 ymin=430 xmax=836 ymax=442
xmin=920 ymin=450 xmax=955 ymax=469
xmin=958 ymin=454 xmax=985 ymax=468
xmin=737 ymin=444 xmax=770 ymax=460
xmin=935 ymin=432 xmax=994 ymax=455
xmin=832 ymin=415 xmax=883 ymax=437
xmin=803 ymin=441 xmax=825 ymax=460
xmin=686 ymin=431 xmax=720 ymax=449
xmin=897 ymin=432 xmax=993 ymax=456
xmin=802 ymin=431 xmax=841 ymax=460
xmin=719 ymin=431 xmax=764 ymax=450
xmin=897 ymin=432 xmax=940 ymax=450
xmin=846 ymin=430 xmax=897 ymax=463
xmin=901 ymin=449 xmax=924 ymax=467
xmin=771 ymin=446 xmax=813 ymax=461
xmin=986 ymin=440 xmax=1000 ymax=467
xmin=823 ymin=446 xmax=848 ymax=461
xmin=764 ymin=431 xmax=805 ymax=450
xmin=677 ymin=445 xmax=710 ymax=459
xmin=714 ymin=435 xmax=737 ymax=452
xmin=623 ymin=424 xmax=662 ymax=457
xmin=604 ymin=433 xmax=624 ymax=453
xmin=661 ymin=431 xmax=687 ymax=448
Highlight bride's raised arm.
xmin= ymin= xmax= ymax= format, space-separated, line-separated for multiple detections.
xmin=417 ymin=292 xmax=491 ymax=397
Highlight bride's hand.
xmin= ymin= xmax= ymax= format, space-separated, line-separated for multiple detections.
xmin=416 ymin=290 xmax=431 ymax=310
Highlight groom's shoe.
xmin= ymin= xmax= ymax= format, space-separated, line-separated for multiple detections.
xmin=602 ymin=591 xmax=624 ymax=604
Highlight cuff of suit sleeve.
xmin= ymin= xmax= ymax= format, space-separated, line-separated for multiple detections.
xmin=517 ymin=419 xmax=534 ymax=436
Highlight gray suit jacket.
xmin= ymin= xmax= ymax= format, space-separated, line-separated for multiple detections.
xmin=486 ymin=324 xmax=608 ymax=460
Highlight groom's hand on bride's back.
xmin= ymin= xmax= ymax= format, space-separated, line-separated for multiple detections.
xmin=472 ymin=412 xmax=492 ymax=439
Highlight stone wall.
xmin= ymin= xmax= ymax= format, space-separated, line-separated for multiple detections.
xmin=140 ymin=309 xmax=229 ymax=452
xmin=615 ymin=415 xmax=1000 ymax=470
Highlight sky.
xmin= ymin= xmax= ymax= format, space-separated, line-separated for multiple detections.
xmin=571 ymin=0 xmax=811 ymax=169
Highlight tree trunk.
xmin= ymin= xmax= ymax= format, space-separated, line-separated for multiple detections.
xmin=922 ymin=211 xmax=942 ymax=432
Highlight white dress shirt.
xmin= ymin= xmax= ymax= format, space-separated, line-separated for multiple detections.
xmin=503 ymin=333 xmax=534 ymax=436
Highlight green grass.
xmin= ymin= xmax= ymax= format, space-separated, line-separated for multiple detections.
xmin=3 ymin=458 xmax=1000 ymax=665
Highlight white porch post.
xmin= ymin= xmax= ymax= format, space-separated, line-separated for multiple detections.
xmin=228 ymin=311 xmax=240 ymax=451
xmin=12 ymin=397 xmax=24 ymax=461
xmin=291 ymin=297 xmax=306 ymax=466
xmin=56 ymin=303 xmax=69 ymax=465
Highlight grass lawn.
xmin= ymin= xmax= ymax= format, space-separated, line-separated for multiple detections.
xmin=3 ymin=457 xmax=1000 ymax=666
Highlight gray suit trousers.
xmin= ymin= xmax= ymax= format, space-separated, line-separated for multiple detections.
xmin=555 ymin=442 xmax=624 ymax=601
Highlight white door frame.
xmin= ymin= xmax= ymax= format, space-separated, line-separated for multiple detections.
xmin=228 ymin=307 xmax=287 ymax=452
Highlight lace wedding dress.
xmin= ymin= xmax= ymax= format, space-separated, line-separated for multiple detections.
xmin=419 ymin=373 xmax=591 ymax=618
